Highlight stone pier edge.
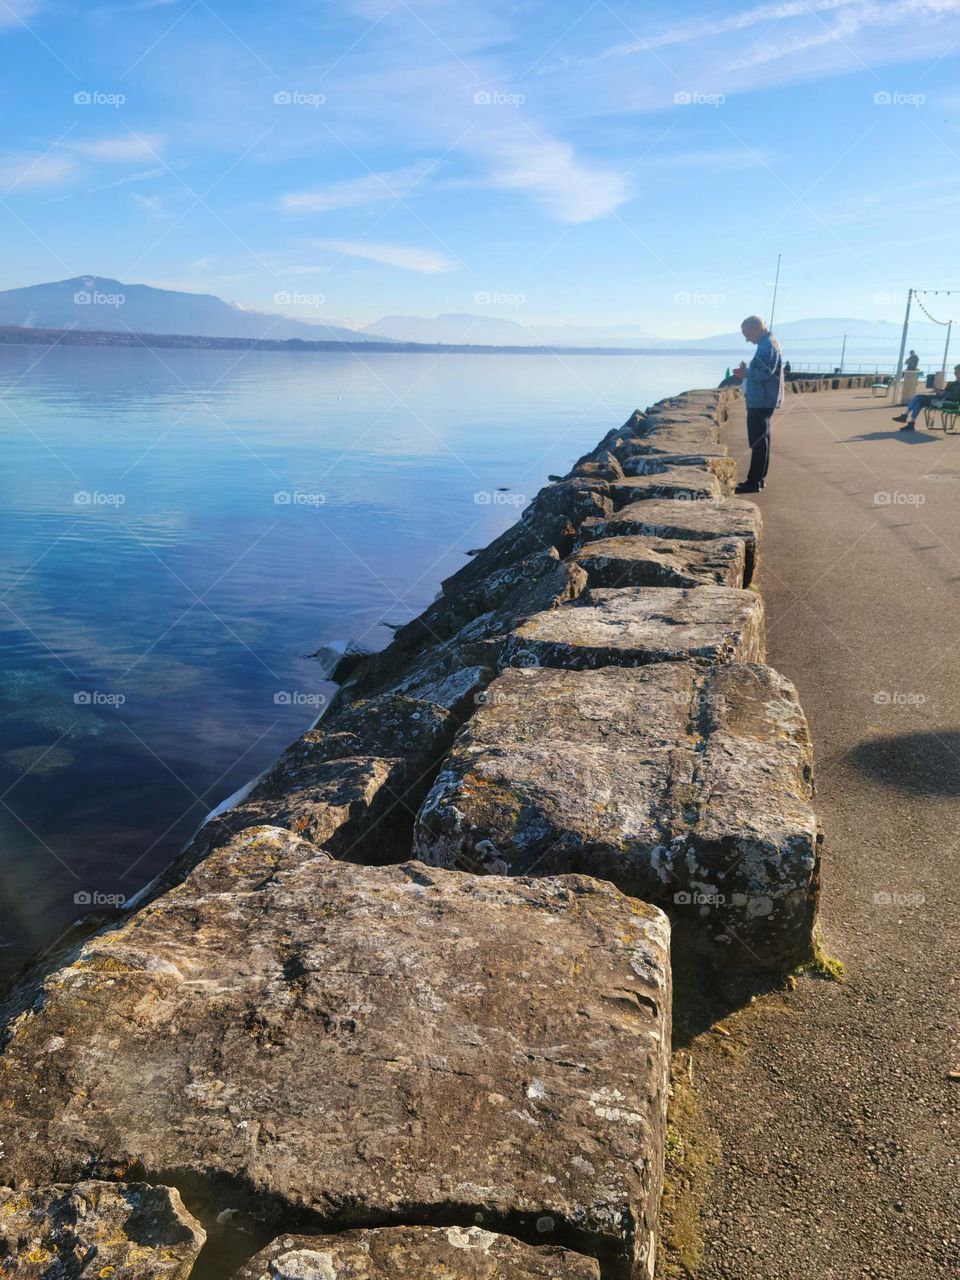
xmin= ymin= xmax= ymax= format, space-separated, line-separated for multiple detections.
xmin=0 ymin=383 xmax=833 ymax=1280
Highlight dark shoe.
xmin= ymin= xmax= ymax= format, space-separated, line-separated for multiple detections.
xmin=893 ymin=413 xmax=909 ymax=423
xmin=735 ymin=481 xmax=762 ymax=494
xmin=899 ymin=422 xmax=915 ymax=431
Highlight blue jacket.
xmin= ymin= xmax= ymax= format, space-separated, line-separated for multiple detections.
xmin=745 ymin=332 xmax=784 ymax=409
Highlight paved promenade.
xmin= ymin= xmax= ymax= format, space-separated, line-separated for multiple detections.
xmin=696 ymin=389 xmax=959 ymax=1279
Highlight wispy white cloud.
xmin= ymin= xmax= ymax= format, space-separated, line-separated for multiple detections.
xmin=72 ymin=134 xmax=165 ymax=162
xmin=0 ymin=151 xmax=75 ymax=191
xmin=132 ymin=192 xmax=165 ymax=216
xmin=316 ymin=239 xmax=458 ymax=273
xmin=483 ymin=137 xmax=629 ymax=223
xmin=591 ymin=0 xmax=860 ymax=60
xmin=280 ymin=159 xmax=435 ymax=213
xmin=551 ymin=0 xmax=960 ymax=96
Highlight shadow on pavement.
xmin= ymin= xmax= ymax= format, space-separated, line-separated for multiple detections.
xmin=850 ymin=730 xmax=960 ymax=795
xmin=843 ymin=430 xmax=937 ymax=443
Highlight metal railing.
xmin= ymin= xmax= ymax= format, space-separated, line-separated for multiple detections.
xmin=785 ymin=364 xmax=895 ymax=376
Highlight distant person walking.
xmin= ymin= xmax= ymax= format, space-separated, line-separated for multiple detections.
xmin=905 ymin=350 xmax=920 ymax=371
xmin=732 ymin=315 xmax=784 ymax=493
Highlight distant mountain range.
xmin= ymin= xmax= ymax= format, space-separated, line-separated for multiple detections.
xmin=0 ymin=277 xmax=949 ymax=362
xmin=360 ymin=313 xmax=661 ymax=348
xmin=364 ymin=313 xmax=945 ymax=359
xmin=0 ymin=276 xmax=389 ymax=344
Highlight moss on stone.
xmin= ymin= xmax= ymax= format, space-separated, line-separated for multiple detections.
xmin=657 ymin=1050 xmax=722 ymax=1278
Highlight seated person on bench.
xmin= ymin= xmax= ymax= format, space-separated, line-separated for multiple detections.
xmin=894 ymin=364 xmax=960 ymax=430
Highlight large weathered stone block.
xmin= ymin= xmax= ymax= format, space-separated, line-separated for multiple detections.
xmin=414 ymin=664 xmax=820 ymax=967
xmin=609 ymin=467 xmax=722 ymax=505
xmin=152 ymin=694 xmax=459 ymax=890
xmin=0 ymin=1182 xmax=205 ymax=1279
xmin=383 ymin=554 xmax=581 ymax=655
xmin=503 ymin=586 xmax=764 ymax=669
xmin=344 ymin=556 xmax=586 ymax=692
xmin=0 ymin=837 xmax=671 ymax=1280
xmin=232 ymin=1227 xmax=600 ymax=1280
xmin=440 ymin=480 xmax=611 ymax=597
xmin=581 ymin=498 xmax=761 ymax=584
xmin=621 ymin=453 xmax=736 ymax=495
xmin=568 ymin=535 xmax=746 ymax=589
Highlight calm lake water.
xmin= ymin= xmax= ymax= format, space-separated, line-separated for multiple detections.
xmin=0 ymin=344 xmax=730 ymax=974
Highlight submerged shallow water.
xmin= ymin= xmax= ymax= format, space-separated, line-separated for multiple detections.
xmin=0 ymin=343 xmax=732 ymax=974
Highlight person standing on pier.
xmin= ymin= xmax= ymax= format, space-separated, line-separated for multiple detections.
xmin=732 ymin=314 xmax=784 ymax=493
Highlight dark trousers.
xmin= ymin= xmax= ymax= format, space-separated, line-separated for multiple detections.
xmin=746 ymin=407 xmax=773 ymax=485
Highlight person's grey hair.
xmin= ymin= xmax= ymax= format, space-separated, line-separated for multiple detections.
xmin=741 ymin=315 xmax=767 ymax=330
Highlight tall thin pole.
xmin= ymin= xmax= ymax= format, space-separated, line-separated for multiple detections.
xmin=769 ymin=254 xmax=782 ymax=329
xmin=892 ymin=288 xmax=912 ymax=401
xmin=839 ymin=334 xmax=847 ymax=374
xmin=942 ymin=320 xmax=953 ymax=377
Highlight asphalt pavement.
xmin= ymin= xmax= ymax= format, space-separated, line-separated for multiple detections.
xmin=690 ymin=388 xmax=959 ymax=1279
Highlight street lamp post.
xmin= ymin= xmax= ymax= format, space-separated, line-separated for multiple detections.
xmin=892 ymin=288 xmax=913 ymax=402
xmin=769 ymin=254 xmax=782 ymax=329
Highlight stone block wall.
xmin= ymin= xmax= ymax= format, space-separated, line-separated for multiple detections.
xmin=0 ymin=388 xmax=822 ymax=1280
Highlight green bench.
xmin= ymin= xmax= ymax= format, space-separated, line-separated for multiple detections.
xmin=922 ymin=400 xmax=960 ymax=432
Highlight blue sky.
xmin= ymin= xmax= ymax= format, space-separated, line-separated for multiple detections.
xmin=2 ymin=0 xmax=959 ymax=336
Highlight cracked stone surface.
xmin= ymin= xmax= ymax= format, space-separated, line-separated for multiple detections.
xmin=568 ymin=536 xmax=747 ymax=589
xmin=580 ymin=498 xmax=761 ymax=583
xmin=0 ymin=1182 xmax=205 ymax=1279
xmin=231 ymin=1226 xmax=601 ymax=1280
xmin=0 ymin=833 xmax=670 ymax=1280
xmin=385 ymin=553 xmax=585 ymax=654
xmin=609 ymin=468 xmax=723 ymax=505
xmin=620 ymin=453 xmax=736 ymax=494
xmin=414 ymin=663 xmax=820 ymax=967
xmin=503 ymin=587 xmax=764 ymax=670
